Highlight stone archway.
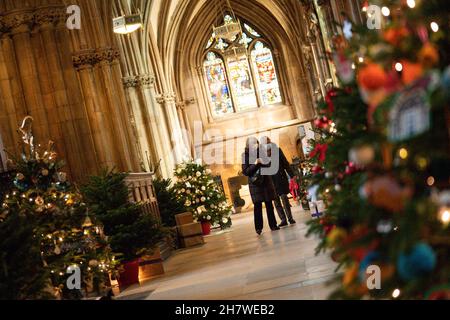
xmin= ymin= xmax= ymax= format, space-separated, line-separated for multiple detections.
xmin=160 ymin=0 xmax=319 ymax=200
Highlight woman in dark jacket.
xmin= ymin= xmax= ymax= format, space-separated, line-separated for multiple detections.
xmin=242 ymin=137 xmax=280 ymax=235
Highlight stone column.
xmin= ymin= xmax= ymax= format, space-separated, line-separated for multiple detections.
xmin=156 ymin=92 xmax=190 ymax=166
xmin=35 ymin=7 xmax=92 ymax=178
xmin=73 ymin=50 xmax=117 ymax=170
xmin=3 ymin=10 xmax=51 ymax=143
xmin=95 ymin=48 xmax=141 ymax=172
xmin=0 ymin=35 xmax=26 ymax=153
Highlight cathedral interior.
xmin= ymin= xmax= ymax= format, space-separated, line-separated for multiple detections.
xmin=0 ymin=0 xmax=361 ymax=201
xmin=1 ymin=0 xmax=449 ymax=303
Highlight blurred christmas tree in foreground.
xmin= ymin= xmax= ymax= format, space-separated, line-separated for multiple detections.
xmin=173 ymin=160 xmax=233 ymax=230
xmin=0 ymin=117 xmax=114 ymax=299
xmin=304 ymin=0 xmax=450 ymax=299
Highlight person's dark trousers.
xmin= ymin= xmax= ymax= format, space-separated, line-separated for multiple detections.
xmin=254 ymin=201 xmax=278 ymax=231
xmin=274 ymin=196 xmax=287 ymax=222
xmin=280 ymin=194 xmax=294 ymax=221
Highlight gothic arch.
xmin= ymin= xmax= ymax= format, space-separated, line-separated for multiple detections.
xmin=165 ymin=0 xmax=316 ymax=131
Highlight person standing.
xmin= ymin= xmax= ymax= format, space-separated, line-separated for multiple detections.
xmin=261 ymin=137 xmax=297 ymax=227
xmin=242 ymin=137 xmax=280 ymax=235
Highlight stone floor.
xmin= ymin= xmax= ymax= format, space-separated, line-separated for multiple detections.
xmin=118 ymin=205 xmax=338 ymax=300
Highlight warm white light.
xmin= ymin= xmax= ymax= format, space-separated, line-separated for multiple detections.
xmin=113 ymin=14 xmax=143 ymax=35
xmin=351 ymin=63 xmax=356 ymax=70
xmin=362 ymin=6 xmax=368 ymax=12
xmin=392 ymin=289 xmax=401 ymax=298
xmin=406 ymin=0 xmax=415 ymax=8
xmin=358 ymin=57 xmax=364 ymax=63
xmin=381 ymin=7 xmax=390 ymax=16
xmin=395 ymin=62 xmax=403 ymax=72
xmin=430 ymin=22 xmax=439 ymax=33
xmin=439 ymin=207 xmax=450 ymax=225
xmin=399 ymin=147 xmax=408 ymax=159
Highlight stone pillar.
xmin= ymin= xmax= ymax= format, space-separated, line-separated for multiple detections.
xmin=156 ymin=92 xmax=190 ymax=166
xmin=73 ymin=50 xmax=118 ymax=170
xmin=35 ymin=8 xmax=93 ymax=178
xmin=0 ymin=35 xmax=27 ymax=154
xmin=96 ymin=48 xmax=141 ymax=172
xmin=3 ymin=10 xmax=51 ymax=143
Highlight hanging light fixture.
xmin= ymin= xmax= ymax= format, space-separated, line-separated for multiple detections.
xmin=213 ymin=0 xmax=242 ymax=42
xmin=113 ymin=13 xmax=143 ymax=34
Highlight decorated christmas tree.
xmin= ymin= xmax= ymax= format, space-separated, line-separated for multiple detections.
xmin=304 ymin=0 xmax=450 ymax=299
xmin=0 ymin=117 xmax=114 ymax=299
xmin=173 ymin=160 xmax=233 ymax=230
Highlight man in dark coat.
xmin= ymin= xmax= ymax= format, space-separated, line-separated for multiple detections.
xmin=242 ymin=137 xmax=280 ymax=235
xmin=261 ymin=137 xmax=296 ymax=227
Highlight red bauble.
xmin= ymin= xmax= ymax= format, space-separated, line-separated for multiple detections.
xmin=312 ymin=165 xmax=323 ymax=174
xmin=314 ymin=117 xmax=332 ymax=129
xmin=345 ymin=162 xmax=357 ymax=175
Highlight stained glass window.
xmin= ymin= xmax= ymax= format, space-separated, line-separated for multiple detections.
xmin=215 ymin=38 xmax=228 ymax=51
xmin=203 ymin=52 xmax=234 ymax=116
xmin=244 ymin=23 xmax=261 ymax=37
xmin=251 ymin=41 xmax=282 ymax=105
xmin=227 ymin=55 xmax=258 ymax=111
xmin=203 ymin=17 xmax=283 ymax=117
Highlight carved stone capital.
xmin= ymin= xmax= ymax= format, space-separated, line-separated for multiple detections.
xmin=73 ymin=48 xmax=120 ymax=70
xmin=72 ymin=50 xmax=96 ymax=70
xmin=156 ymin=92 xmax=176 ymax=105
xmin=95 ymin=48 xmax=120 ymax=65
xmin=175 ymin=101 xmax=186 ymax=110
xmin=0 ymin=6 xmax=67 ymax=35
xmin=34 ymin=6 xmax=67 ymax=29
xmin=139 ymin=74 xmax=155 ymax=88
xmin=123 ymin=76 xmax=139 ymax=88
xmin=1 ymin=10 xmax=34 ymax=34
xmin=122 ymin=74 xmax=156 ymax=88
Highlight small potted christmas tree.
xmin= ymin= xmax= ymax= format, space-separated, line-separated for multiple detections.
xmin=81 ymin=169 xmax=167 ymax=290
xmin=172 ymin=161 xmax=233 ymax=235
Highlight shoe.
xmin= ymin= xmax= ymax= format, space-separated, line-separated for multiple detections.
xmin=289 ymin=219 xmax=297 ymax=225
xmin=278 ymin=220 xmax=288 ymax=228
xmin=271 ymin=227 xmax=281 ymax=231
xmin=256 ymin=230 xmax=262 ymax=235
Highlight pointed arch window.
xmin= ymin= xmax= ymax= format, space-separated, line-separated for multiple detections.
xmin=203 ymin=16 xmax=283 ymax=117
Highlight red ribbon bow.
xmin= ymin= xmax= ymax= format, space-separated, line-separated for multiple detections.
xmin=309 ymin=144 xmax=328 ymax=163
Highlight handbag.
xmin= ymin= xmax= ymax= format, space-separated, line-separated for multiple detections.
xmin=250 ymin=168 xmax=264 ymax=186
